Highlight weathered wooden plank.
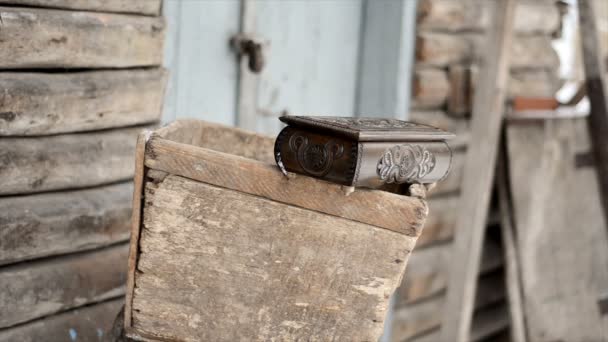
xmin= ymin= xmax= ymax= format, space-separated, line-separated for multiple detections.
xmin=417 ymin=0 xmax=560 ymax=35
xmin=131 ymin=175 xmax=416 ymax=341
xmin=392 ymin=272 xmax=506 ymax=341
xmin=416 ymin=33 xmax=559 ymax=69
xmin=0 ymin=299 xmax=123 ymax=342
xmin=411 ymin=68 xmax=560 ymax=111
xmin=507 ymin=118 xmax=608 ymax=341
xmin=0 ymin=125 xmax=153 ymax=195
xmin=0 ymin=244 xmax=128 ymax=328
xmin=0 ymin=182 xmax=132 ymax=266
xmin=144 ymin=133 xmax=427 ymax=237
xmin=0 ymin=69 xmax=166 ymax=136
xmin=0 ymin=0 xmax=161 ymax=15
xmin=395 ymin=239 xmax=503 ymax=306
xmin=124 ymin=133 xmax=146 ymax=330
xmin=440 ymin=0 xmax=516 ymax=339
xmin=0 ymin=7 xmax=164 ymax=69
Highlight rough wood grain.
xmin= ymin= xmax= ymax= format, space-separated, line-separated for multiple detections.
xmin=0 ymin=7 xmax=164 ymax=68
xmin=0 ymin=69 xmax=166 ymax=136
xmin=396 ymin=239 xmax=503 ymax=306
xmin=417 ymin=0 xmax=560 ymax=35
xmin=507 ymin=118 xmax=608 ymax=341
xmin=440 ymin=0 xmax=516 ymax=339
xmin=411 ymin=68 xmax=560 ymax=111
xmin=131 ymin=175 xmax=416 ymax=341
xmin=0 ymin=0 xmax=161 ymax=15
xmin=416 ymin=33 xmax=559 ymax=69
xmin=0 ymin=125 xmax=153 ymax=195
xmin=0 ymin=182 xmax=132 ymax=266
xmin=0 ymin=243 xmax=128 ymax=328
xmin=0 ymin=298 xmax=123 ymax=342
xmin=392 ymin=272 xmax=506 ymax=341
xmin=144 ymin=132 xmax=428 ymax=237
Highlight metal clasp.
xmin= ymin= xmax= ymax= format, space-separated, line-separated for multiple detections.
xmin=231 ymin=33 xmax=265 ymax=73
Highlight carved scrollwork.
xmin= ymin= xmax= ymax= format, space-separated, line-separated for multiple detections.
xmin=289 ymin=134 xmax=344 ymax=177
xmin=377 ymin=144 xmax=436 ymax=183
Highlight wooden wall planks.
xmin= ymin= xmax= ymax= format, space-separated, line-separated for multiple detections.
xmin=0 ymin=0 xmax=161 ymax=16
xmin=0 ymin=182 xmax=132 ymax=265
xmin=0 ymin=69 xmax=166 ymax=135
xmin=507 ymin=119 xmax=608 ymax=341
xmin=0 ymin=125 xmax=153 ymax=195
xmin=0 ymin=7 xmax=164 ymax=68
xmin=0 ymin=298 xmax=123 ymax=342
xmin=0 ymin=244 xmax=128 ymax=328
xmin=417 ymin=0 xmax=560 ymax=35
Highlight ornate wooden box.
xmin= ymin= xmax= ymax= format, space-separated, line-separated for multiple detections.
xmin=275 ymin=116 xmax=454 ymax=188
xmin=124 ymin=119 xmax=430 ymax=341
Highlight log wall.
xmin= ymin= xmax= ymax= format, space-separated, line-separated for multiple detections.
xmin=391 ymin=0 xmax=563 ymax=341
xmin=0 ymin=0 xmax=165 ymax=338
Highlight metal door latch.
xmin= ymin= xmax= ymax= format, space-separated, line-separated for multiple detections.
xmin=231 ymin=34 xmax=265 ymax=73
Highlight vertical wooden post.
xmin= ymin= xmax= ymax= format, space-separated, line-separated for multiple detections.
xmin=578 ymin=0 xmax=608 ymax=233
xmin=439 ymin=0 xmax=516 ymax=340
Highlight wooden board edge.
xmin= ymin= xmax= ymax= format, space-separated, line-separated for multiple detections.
xmin=124 ymin=131 xmax=150 ymax=330
xmin=144 ymin=134 xmax=427 ymax=237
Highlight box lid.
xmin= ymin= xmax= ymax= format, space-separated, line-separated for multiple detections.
xmin=280 ymin=116 xmax=455 ymax=142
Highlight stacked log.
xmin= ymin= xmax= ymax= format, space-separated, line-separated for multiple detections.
xmin=0 ymin=1 xmax=166 ymax=340
xmin=392 ymin=0 xmax=562 ymax=341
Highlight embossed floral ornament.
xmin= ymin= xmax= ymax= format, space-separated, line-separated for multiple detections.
xmin=377 ymin=144 xmax=436 ymax=183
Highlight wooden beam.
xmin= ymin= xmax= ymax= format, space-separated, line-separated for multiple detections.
xmin=497 ymin=149 xmax=527 ymax=342
xmin=0 ymin=299 xmax=123 ymax=342
xmin=0 ymin=244 xmax=128 ymax=328
xmin=0 ymin=182 xmax=132 ymax=266
xmin=0 ymin=7 xmax=163 ymax=69
xmin=0 ymin=69 xmax=166 ymax=136
xmin=439 ymin=0 xmax=516 ymax=340
xmin=0 ymin=125 xmax=153 ymax=195
xmin=144 ymin=135 xmax=427 ymax=237
xmin=579 ymin=0 xmax=608 ymax=237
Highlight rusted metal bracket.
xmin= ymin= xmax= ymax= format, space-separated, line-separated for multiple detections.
xmin=231 ymin=33 xmax=265 ymax=73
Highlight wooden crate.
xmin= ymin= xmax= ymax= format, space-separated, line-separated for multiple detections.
xmin=124 ymin=119 xmax=429 ymax=341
